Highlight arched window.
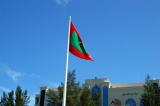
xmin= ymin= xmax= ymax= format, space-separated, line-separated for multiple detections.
xmin=92 ymin=85 xmax=101 ymax=106
xmin=125 ymin=98 xmax=136 ymax=106
xmin=103 ymin=86 xmax=108 ymax=106
xmin=92 ymin=85 xmax=101 ymax=97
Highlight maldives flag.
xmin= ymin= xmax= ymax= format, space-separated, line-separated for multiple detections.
xmin=69 ymin=22 xmax=93 ymax=61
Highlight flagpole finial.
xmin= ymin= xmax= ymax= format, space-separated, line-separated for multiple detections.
xmin=69 ymin=16 xmax=71 ymax=21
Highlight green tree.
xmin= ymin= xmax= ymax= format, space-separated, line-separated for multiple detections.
xmin=47 ymin=89 xmax=60 ymax=106
xmin=47 ymin=70 xmax=99 ymax=106
xmin=0 ymin=86 xmax=30 ymax=106
xmin=48 ymin=70 xmax=81 ymax=106
xmin=142 ymin=75 xmax=160 ymax=106
xmin=80 ymin=87 xmax=96 ymax=106
xmin=0 ymin=91 xmax=14 ymax=106
xmin=92 ymin=92 xmax=101 ymax=106
xmin=0 ymin=92 xmax=8 ymax=106
xmin=7 ymin=90 xmax=14 ymax=106
xmin=59 ymin=70 xmax=81 ymax=106
xmin=15 ymin=86 xmax=30 ymax=106
xmin=66 ymin=70 xmax=81 ymax=106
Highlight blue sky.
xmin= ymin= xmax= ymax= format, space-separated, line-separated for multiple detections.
xmin=0 ymin=0 xmax=160 ymax=105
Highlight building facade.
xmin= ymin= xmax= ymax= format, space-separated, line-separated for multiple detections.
xmin=84 ymin=77 xmax=144 ymax=106
xmin=35 ymin=78 xmax=160 ymax=106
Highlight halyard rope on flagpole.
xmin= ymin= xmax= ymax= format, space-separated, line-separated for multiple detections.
xmin=62 ymin=16 xmax=71 ymax=106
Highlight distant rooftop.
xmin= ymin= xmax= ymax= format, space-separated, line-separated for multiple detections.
xmin=110 ymin=83 xmax=144 ymax=88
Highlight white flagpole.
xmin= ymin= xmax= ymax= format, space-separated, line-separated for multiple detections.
xmin=62 ymin=16 xmax=71 ymax=106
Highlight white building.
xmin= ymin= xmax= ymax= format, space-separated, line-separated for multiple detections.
xmin=84 ymin=77 xmax=145 ymax=106
xmin=35 ymin=78 xmax=160 ymax=106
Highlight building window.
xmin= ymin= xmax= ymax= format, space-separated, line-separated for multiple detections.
xmin=125 ymin=98 xmax=136 ymax=106
xmin=92 ymin=85 xmax=101 ymax=106
xmin=103 ymin=86 xmax=108 ymax=106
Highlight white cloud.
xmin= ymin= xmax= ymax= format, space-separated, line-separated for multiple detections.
xmin=1 ymin=65 xmax=24 ymax=83
xmin=55 ymin=0 xmax=72 ymax=6
xmin=0 ymin=86 xmax=10 ymax=92
xmin=0 ymin=64 xmax=41 ymax=83
xmin=6 ymin=68 xmax=23 ymax=82
xmin=63 ymin=0 xmax=72 ymax=4
xmin=55 ymin=0 xmax=62 ymax=5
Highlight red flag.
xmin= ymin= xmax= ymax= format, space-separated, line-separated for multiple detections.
xmin=69 ymin=22 xmax=93 ymax=61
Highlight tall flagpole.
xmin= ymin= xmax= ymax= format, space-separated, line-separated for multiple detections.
xmin=62 ymin=16 xmax=71 ymax=106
